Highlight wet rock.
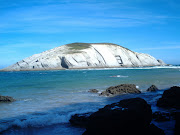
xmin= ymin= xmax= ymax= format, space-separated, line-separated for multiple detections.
xmin=0 ymin=95 xmax=15 ymax=102
xmin=82 ymin=98 xmax=163 ymax=135
xmin=148 ymin=124 xmax=165 ymax=135
xmin=88 ymin=89 xmax=98 ymax=93
xmin=152 ymin=111 xmax=171 ymax=121
xmin=69 ymin=112 xmax=93 ymax=127
xmin=157 ymin=86 xmax=180 ymax=109
xmin=99 ymin=84 xmax=141 ymax=96
xmin=147 ymin=85 xmax=158 ymax=92
xmin=174 ymin=112 xmax=180 ymax=135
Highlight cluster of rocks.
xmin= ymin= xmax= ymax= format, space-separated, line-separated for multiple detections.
xmin=89 ymin=84 xmax=159 ymax=97
xmin=156 ymin=86 xmax=180 ymax=135
xmin=0 ymin=95 xmax=15 ymax=102
xmin=1 ymin=84 xmax=180 ymax=134
xmin=70 ymin=98 xmax=165 ymax=135
xmin=71 ymin=85 xmax=180 ymax=134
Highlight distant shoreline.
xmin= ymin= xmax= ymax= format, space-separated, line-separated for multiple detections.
xmin=0 ymin=65 xmax=177 ymax=72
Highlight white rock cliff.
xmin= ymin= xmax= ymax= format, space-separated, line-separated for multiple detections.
xmin=2 ymin=43 xmax=166 ymax=71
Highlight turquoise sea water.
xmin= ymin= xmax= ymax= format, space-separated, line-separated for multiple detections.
xmin=0 ymin=66 xmax=180 ymax=134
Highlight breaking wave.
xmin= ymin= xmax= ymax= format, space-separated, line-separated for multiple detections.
xmin=68 ymin=66 xmax=180 ymax=71
xmin=0 ymin=104 xmax=99 ymax=133
xmin=109 ymin=75 xmax=128 ymax=78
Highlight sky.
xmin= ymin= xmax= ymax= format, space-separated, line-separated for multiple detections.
xmin=0 ymin=0 xmax=180 ymax=68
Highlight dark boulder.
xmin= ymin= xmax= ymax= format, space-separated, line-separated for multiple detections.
xmin=152 ymin=111 xmax=171 ymax=121
xmin=147 ymin=85 xmax=158 ymax=92
xmin=157 ymin=86 xmax=180 ymax=109
xmin=69 ymin=112 xmax=93 ymax=127
xmin=100 ymin=84 xmax=141 ymax=96
xmin=88 ymin=89 xmax=98 ymax=93
xmin=0 ymin=95 xmax=15 ymax=102
xmin=83 ymin=98 xmax=164 ymax=135
xmin=148 ymin=124 xmax=165 ymax=135
xmin=175 ymin=112 xmax=180 ymax=135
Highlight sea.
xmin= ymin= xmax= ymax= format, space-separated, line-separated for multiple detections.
xmin=0 ymin=66 xmax=180 ymax=135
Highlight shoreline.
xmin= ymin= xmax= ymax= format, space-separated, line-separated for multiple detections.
xmin=1 ymin=86 xmax=179 ymax=135
xmin=0 ymin=68 xmax=180 ymax=134
xmin=0 ymin=65 xmax=177 ymax=72
xmin=71 ymin=86 xmax=180 ymax=135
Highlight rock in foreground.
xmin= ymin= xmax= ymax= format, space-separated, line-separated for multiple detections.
xmin=83 ymin=98 xmax=164 ymax=135
xmin=175 ymin=112 xmax=180 ymax=135
xmin=69 ymin=112 xmax=93 ymax=127
xmin=152 ymin=111 xmax=171 ymax=121
xmin=0 ymin=95 xmax=15 ymax=102
xmin=157 ymin=86 xmax=180 ymax=109
xmin=100 ymin=84 xmax=141 ymax=96
xmin=70 ymin=98 xmax=164 ymax=135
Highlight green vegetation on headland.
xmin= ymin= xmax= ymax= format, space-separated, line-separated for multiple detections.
xmin=66 ymin=42 xmax=132 ymax=54
xmin=66 ymin=43 xmax=91 ymax=50
xmin=66 ymin=42 xmax=91 ymax=54
xmin=66 ymin=42 xmax=119 ymax=50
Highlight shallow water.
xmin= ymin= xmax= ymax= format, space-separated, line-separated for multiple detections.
xmin=0 ymin=66 xmax=180 ymax=134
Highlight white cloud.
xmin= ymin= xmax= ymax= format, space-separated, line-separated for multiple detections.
xmin=0 ymin=1 xmax=177 ymax=33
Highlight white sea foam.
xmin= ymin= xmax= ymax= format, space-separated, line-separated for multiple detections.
xmin=111 ymin=106 xmax=128 ymax=111
xmin=69 ymin=66 xmax=180 ymax=71
xmin=98 ymin=90 xmax=104 ymax=94
xmin=39 ymin=73 xmax=47 ymax=74
xmin=23 ymin=98 xmax=32 ymax=101
xmin=110 ymin=75 xmax=128 ymax=78
xmin=0 ymin=107 xmax=98 ymax=132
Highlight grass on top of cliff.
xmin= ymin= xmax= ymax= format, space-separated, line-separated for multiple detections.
xmin=66 ymin=43 xmax=91 ymax=50
xmin=66 ymin=42 xmax=133 ymax=54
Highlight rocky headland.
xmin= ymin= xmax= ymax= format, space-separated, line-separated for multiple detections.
xmin=1 ymin=42 xmax=166 ymax=71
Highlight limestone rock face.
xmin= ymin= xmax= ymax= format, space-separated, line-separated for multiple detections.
xmin=2 ymin=43 xmax=166 ymax=71
xmin=157 ymin=59 xmax=166 ymax=66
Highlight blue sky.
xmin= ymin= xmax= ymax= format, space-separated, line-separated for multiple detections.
xmin=0 ymin=0 xmax=180 ymax=68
